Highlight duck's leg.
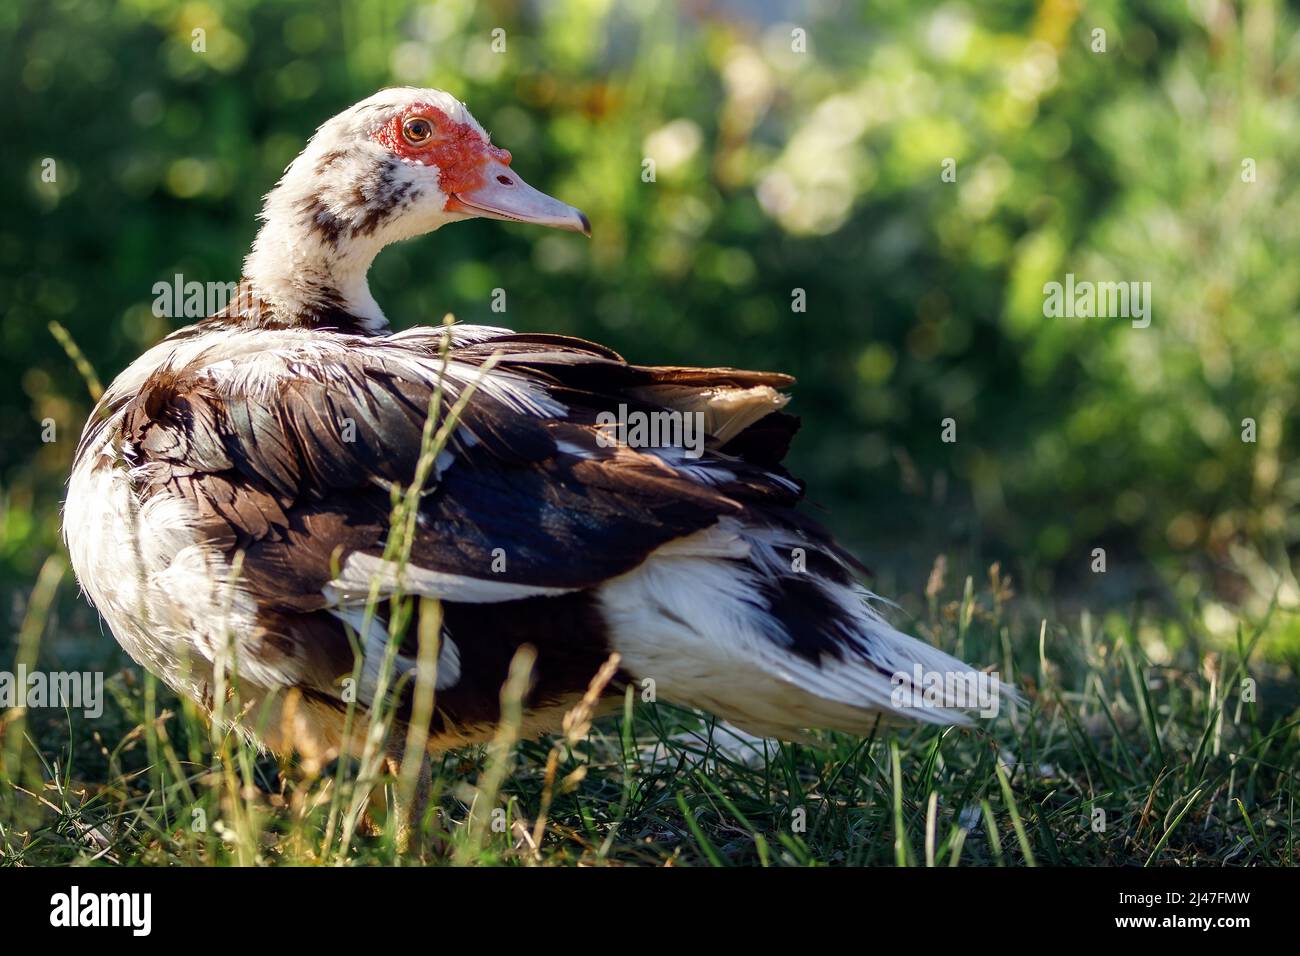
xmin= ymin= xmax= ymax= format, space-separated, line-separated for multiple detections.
xmin=386 ymin=753 xmax=432 ymax=853
xmin=357 ymin=793 xmax=385 ymax=838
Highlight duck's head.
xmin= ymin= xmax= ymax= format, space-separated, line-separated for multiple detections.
xmin=243 ymin=87 xmax=589 ymax=333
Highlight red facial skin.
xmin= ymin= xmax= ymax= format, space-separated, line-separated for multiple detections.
xmin=373 ymin=104 xmax=512 ymax=204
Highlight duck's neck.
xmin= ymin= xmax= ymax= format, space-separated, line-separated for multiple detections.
xmin=241 ymin=178 xmax=391 ymax=335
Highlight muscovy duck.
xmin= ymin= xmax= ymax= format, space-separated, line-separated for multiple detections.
xmin=65 ymin=88 xmax=1004 ymax=778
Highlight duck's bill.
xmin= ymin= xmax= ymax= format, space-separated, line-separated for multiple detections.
xmin=447 ymin=160 xmax=591 ymax=236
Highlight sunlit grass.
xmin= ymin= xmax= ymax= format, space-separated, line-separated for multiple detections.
xmin=4 ymin=559 xmax=1296 ymax=867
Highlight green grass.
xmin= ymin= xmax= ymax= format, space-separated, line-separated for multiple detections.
xmin=3 ymin=558 xmax=1297 ymax=867
xmin=5 ymin=322 xmax=1298 ymax=867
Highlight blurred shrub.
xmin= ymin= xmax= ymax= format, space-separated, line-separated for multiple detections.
xmin=2 ymin=0 xmax=1298 ymax=612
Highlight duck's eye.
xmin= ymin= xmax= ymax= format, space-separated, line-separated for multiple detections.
xmin=402 ymin=117 xmax=434 ymax=145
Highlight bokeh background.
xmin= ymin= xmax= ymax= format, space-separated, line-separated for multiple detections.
xmin=3 ymin=0 xmax=1300 ymax=662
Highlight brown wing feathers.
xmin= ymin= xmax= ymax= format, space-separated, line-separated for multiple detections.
xmin=120 ymin=330 xmax=798 ymax=599
xmin=117 ymin=328 xmax=810 ymax=722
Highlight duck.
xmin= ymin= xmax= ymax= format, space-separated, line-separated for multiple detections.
xmin=64 ymin=87 xmax=1006 ymax=816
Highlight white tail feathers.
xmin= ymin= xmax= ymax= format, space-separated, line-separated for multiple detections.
xmin=599 ymin=524 xmax=1016 ymax=740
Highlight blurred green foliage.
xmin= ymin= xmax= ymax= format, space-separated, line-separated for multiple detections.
xmin=3 ymin=0 xmax=1299 ymax=634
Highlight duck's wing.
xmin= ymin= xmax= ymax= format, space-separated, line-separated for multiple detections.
xmin=116 ymin=324 xmax=838 ymax=732
xmin=122 ymin=325 xmax=805 ymax=609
